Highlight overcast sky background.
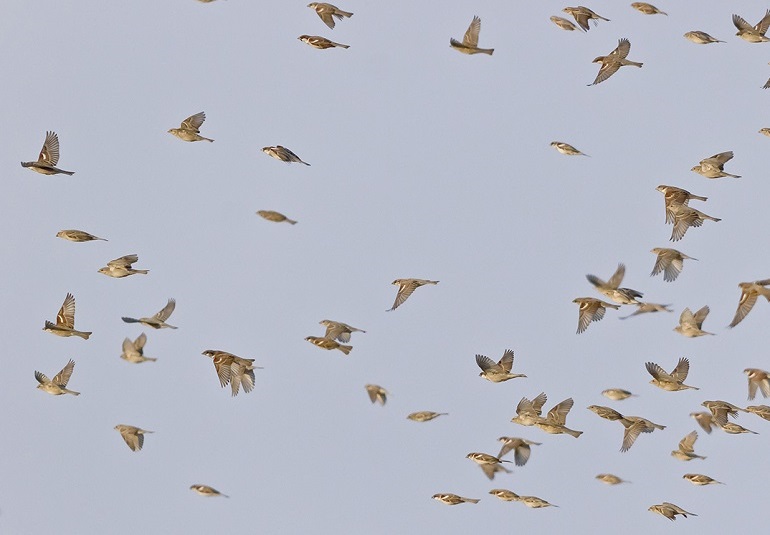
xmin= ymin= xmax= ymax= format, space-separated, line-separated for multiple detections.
xmin=2 ymin=1 xmax=769 ymax=533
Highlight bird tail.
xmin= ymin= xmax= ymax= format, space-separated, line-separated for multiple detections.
xmin=725 ymin=172 xmax=741 ymax=178
xmin=122 ymin=317 xmax=140 ymax=323
xmin=339 ymin=344 xmax=353 ymax=355
xmin=480 ymin=48 xmax=494 ymax=55
xmin=465 ymin=498 xmax=480 ymax=504
xmin=60 ymin=170 xmax=75 ymax=176
xmin=338 ymin=10 xmax=353 ymax=17
xmin=332 ymin=42 xmax=349 ymax=49
xmin=134 ymin=270 xmax=150 ymax=275
xmin=65 ymin=389 xmax=81 ymax=396
xmin=566 ymin=428 xmax=583 ymax=438
xmin=76 ymin=331 xmax=92 ymax=340
xmin=202 ymin=137 xmax=214 ymax=143
xmin=286 ymin=219 xmax=298 ymax=225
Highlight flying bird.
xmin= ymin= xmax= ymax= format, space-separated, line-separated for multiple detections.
xmin=701 ymin=400 xmax=747 ymax=427
xmin=387 ymin=278 xmax=438 ymax=311
xmin=56 ymin=229 xmax=107 ymax=242
xmin=307 ymin=3 xmax=352 ymax=29
xmin=656 ymin=185 xmax=708 ymax=224
xmin=650 ymin=248 xmax=696 ymax=282
xmin=319 ymin=320 xmax=366 ymax=343
xmin=257 ymin=210 xmax=297 ymax=225
xmin=408 ymin=411 xmax=447 ymax=422
xmin=563 ymin=6 xmax=610 ymax=31
xmin=728 ymin=280 xmax=770 ymax=328
xmin=671 ymin=431 xmax=706 ymax=461
xmin=674 ymin=306 xmax=714 ymax=337
xmin=496 ymin=437 xmax=540 ymax=466
xmin=733 ymin=10 xmax=770 ymax=42
xmin=475 ymin=349 xmax=527 ymax=383
xmin=298 ymin=35 xmax=349 ymax=49
xmin=98 ymin=254 xmax=149 ymax=278
xmin=201 ymin=350 xmax=262 ymax=396
xmin=631 ymin=3 xmax=666 ymax=15
xmin=648 ymin=502 xmax=697 ymax=521
xmin=646 ymin=358 xmax=698 ymax=391
xmin=190 ymin=485 xmax=229 ymax=498
xmin=365 ymin=384 xmax=388 ymax=405
xmin=589 ymin=38 xmax=643 ymax=85
xmin=596 ymin=474 xmax=630 ymax=485
xmin=43 ymin=293 xmax=91 ymax=340
xmin=683 ymin=474 xmax=724 ymax=486
xmin=550 ymin=141 xmax=589 ymax=156
xmin=120 ymin=333 xmax=156 ymax=363
xmin=35 ymin=359 xmax=80 ymax=396
xmin=586 ymin=263 xmax=643 ymax=305
xmin=690 ymin=411 xmax=716 ymax=434
xmin=534 ymin=398 xmax=583 ymax=438
xmin=549 ymin=16 xmax=578 ymax=31
xmin=601 ymin=389 xmax=637 ymax=401
xmin=122 ymin=298 xmax=178 ymax=329
xmin=21 ymin=131 xmax=74 ymax=175
xmin=691 ymin=151 xmax=740 ymax=179
xmin=450 ymin=16 xmax=494 ymax=55
xmin=619 ymin=302 xmax=673 ymax=319
xmin=669 ymin=205 xmax=721 ymax=242
xmin=305 ymin=336 xmax=352 ymax=355
xmin=684 ymin=31 xmax=725 ymax=44
xmin=511 ymin=392 xmax=548 ymax=426
xmin=262 ymin=145 xmax=311 ymax=165
xmin=114 ymin=425 xmax=153 ymax=451
xmin=431 ymin=494 xmax=479 ymax=505
xmin=168 ymin=112 xmax=214 ymax=142
xmin=744 ymin=368 xmax=770 ymax=400
xmin=573 ymin=297 xmax=620 ymax=334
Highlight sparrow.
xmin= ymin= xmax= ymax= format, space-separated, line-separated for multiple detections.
xmin=190 ymin=485 xmax=229 ymax=498
xmin=122 ymin=298 xmax=178 ymax=329
xmin=262 ymin=145 xmax=311 ymax=165
xmin=573 ymin=297 xmax=620 ymax=334
xmin=683 ymin=474 xmax=724 ymax=486
xmin=586 ymin=263 xmax=643 ymax=305
xmin=733 ymin=10 xmax=770 ymax=42
xmin=307 ymin=3 xmax=352 ymax=29
xmin=56 ymin=229 xmax=107 ymax=242
xmin=120 ymin=333 xmax=156 ymax=363
xmin=534 ymin=398 xmax=583 ymax=438
xmin=450 ymin=16 xmax=494 ymax=55
xmin=305 ymin=336 xmax=352 ymax=355
xmin=98 ymin=254 xmax=149 ymax=278
xmin=431 ymin=494 xmax=478 ymax=505
xmin=601 ymin=388 xmax=637 ymax=401
xmin=114 ymin=424 xmax=153 ymax=451
xmin=674 ymin=306 xmax=714 ymax=337
xmin=656 ymin=185 xmax=708 ymax=224
xmin=476 ymin=349 xmax=527 ymax=383
xmin=298 ymin=35 xmax=349 ymax=49
xmin=43 ymin=293 xmax=91 ymax=340
xmin=549 ymin=16 xmax=578 ymax=31
xmin=35 ymin=359 xmax=80 ymax=396
xmin=701 ymin=400 xmax=747 ymax=427
xmin=563 ymin=6 xmax=610 ymax=31
xmin=671 ymin=431 xmax=706 ymax=461
xmin=489 ymin=489 xmax=519 ymax=501
xmin=319 ymin=320 xmax=366 ymax=343
xmin=257 ymin=210 xmax=297 ymax=225
xmin=719 ymin=422 xmax=757 ymax=435
xmin=387 ymin=279 xmax=438 ymax=311
xmin=497 ymin=437 xmax=540 ymax=466
xmin=620 ymin=416 xmax=666 ymax=452
xmin=691 ymin=151 xmax=741 ymax=179
xmin=201 ymin=350 xmax=262 ymax=396
xmin=518 ymin=496 xmax=558 ymax=508
xmin=760 ymin=128 xmax=770 ymax=137
xmin=465 ymin=452 xmax=512 ymax=468
xmin=690 ymin=412 xmax=716 ymax=434
xmin=511 ymin=392 xmax=548 ymax=426
xmin=648 ymin=502 xmax=697 ymax=521
xmin=646 ymin=358 xmax=699 ymax=391
xmin=745 ymin=405 xmax=770 ymax=421
xmin=650 ymin=248 xmax=696 ymax=282
xmin=631 ymin=3 xmax=666 ymax=15
xmin=619 ymin=302 xmax=673 ymax=319
xmin=365 ymin=384 xmax=388 ymax=405
xmin=168 ymin=112 xmax=213 ymax=142
xmin=407 ymin=411 xmax=447 ymax=422
xmin=684 ymin=31 xmax=725 ymax=44
xmin=550 ymin=141 xmax=588 ymax=156
xmin=21 ymin=131 xmax=74 ymax=175
xmin=587 ymin=405 xmax=627 ymax=422
xmin=728 ymin=280 xmax=770 ymax=328
xmin=596 ymin=474 xmax=630 ymax=485
xmin=589 ymin=38 xmax=643 ymax=85
xmin=669 ymin=205 xmax=721 ymax=242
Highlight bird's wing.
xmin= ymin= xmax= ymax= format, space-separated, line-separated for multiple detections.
xmin=671 ymin=357 xmax=690 ymax=382
xmin=39 ymin=131 xmax=60 ymax=165
xmin=547 ymin=398 xmax=574 ymax=425
xmin=613 ymin=38 xmax=631 ymax=60
xmin=499 ymin=349 xmax=514 ymax=373
xmin=34 ymin=371 xmax=50 ymax=385
xmin=757 ymin=9 xmax=770 ymax=34
xmin=57 ymin=293 xmax=76 ymax=328
xmin=108 ymin=254 xmax=137 ymax=268
xmin=463 ymin=16 xmax=481 ymax=47
xmin=729 ymin=289 xmax=757 ymax=328
xmin=53 ymin=360 xmax=76 ymax=387
xmin=645 ymin=361 xmax=671 ymax=381
xmin=678 ymin=431 xmax=697 ymax=453
xmin=693 ymin=305 xmax=710 ymax=328
xmin=591 ymin=59 xmax=622 ymax=86
xmin=390 ymin=281 xmax=417 ymax=310
xmin=513 ymin=444 xmax=532 ymax=466
xmin=154 ymin=299 xmax=176 ymax=321
xmin=733 ymin=14 xmax=754 ymax=31
xmin=475 ymin=354 xmax=498 ymax=372
xmin=134 ymin=332 xmax=147 ymax=353
xmin=181 ymin=112 xmax=205 ymax=132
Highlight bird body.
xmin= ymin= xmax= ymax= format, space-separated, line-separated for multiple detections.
xmin=450 ymin=16 xmax=494 ymax=55
xmin=121 ymin=333 xmax=156 ymax=363
xmin=589 ymin=38 xmax=642 ymax=85
xmin=388 ymin=279 xmax=438 ymax=311
xmin=683 ymin=474 xmax=723 ymax=486
xmin=550 ymin=16 xmax=578 ymax=31
xmin=43 ymin=293 xmax=91 ymax=340
xmin=674 ymin=306 xmax=714 ymax=337
xmin=21 ymin=131 xmax=74 ymax=175
xmin=307 ymin=3 xmax=352 ymax=29
xmin=98 ymin=254 xmax=149 ymax=278
xmin=407 ymin=411 xmax=447 ymax=422
xmin=257 ymin=210 xmax=297 ymax=225
xmin=122 ymin=298 xmax=177 ymax=329
xmin=305 ymin=336 xmax=352 ymax=355
xmin=298 ymin=35 xmax=349 ymax=49
xmin=432 ymin=494 xmax=478 ymax=505
xmin=114 ymin=424 xmax=153 ymax=451
xmin=190 ymin=485 xmax=229 ymax=497
xmin=262 ymin=145 xmax=311 ymax=165
xmin=550 ymin=141 xmax=588 ymax=156
xmin=596 ymin=474 xmax=629 ymax=485
xmin=168 ymin=112 xmax=213 ymax=142
xmin=56 ymin=229 xmax=107 ymax=242
xmin=35 ymin=359 xmax=80 ymax=396
xmin=631 ymin=3 xmax=666 ymax=16
xmin=684 ymin=31 xmax=725 ymax=44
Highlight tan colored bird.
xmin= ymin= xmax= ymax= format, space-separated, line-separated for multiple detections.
xmin=262 ymin=145 xmax=311 ymax=165
xmin=534 ymin=398 xmax=583 ymax=438
xmin=550 ymin=16 xmax=578 ymax=31
xmin=684 ymin=31 xmax=725 ymax=44
xmin=35 ymin=359 xmax=80 ymax=396
xmin=683 ymin=474 xmax=724 ymax=486
xmin=691 ymin=151 xmax=740 ymax=179
xmin=120 ymin=333 xmax=156 ymax=363
xmin=168 ymin=112 xmax=213 ymax=142
xmin=589 ymin=38 xmax=643 ymax=85
xmin=489 ymin=489 xmax=520 ymax=501
xmin=719 ymin=422 xmax=757 ymax=435
xmin=432 ymin=493 xmax=478 ymax=505
xmin=669 ymin=205 xmax=721 ymax=242
xmin=190 ymin=485 xmax=229 ymax=497
xmin=650 ymin=248 xmax=696 ymax=282
xmin=365 ymin=384 xmax=388 ymax=405
xmin=43 ymin=293 xmax=91 ymax=340
xmin=563 ymin=6 xmax=610 ymax=31
xmin=114 ymin=425 xmax=153 ymax=451
xmin=619 ymin=302 xmax=673 ymax=319
xmin=466 ymin=452 xmax=512 ymax=470
xmin=631 ymin=3 xmax=666 ymax=15
xmin=646 ymin=358 xmax=698 ymax=391
xmin=674 ymin=306 xmax=714 ymax=337
xmin=56 ymin=229 xmax=107 ymax=242
xmin=586 ymin=263 xmax=643 ymax=305
xmin=497 ymin=437 xmax=540 ymax=466
xmin=98 ymin=254 xmax=149 ymax=278
xmin=690 ymin=411 xmax=716 ymax=434
xmin=671 ymin=431 xmax=706 ymax=461
xmin=649 ymin=502 xmax=697 ymax=521
xmin=760 ymin=128 xmax=770 ymax=137
xmin=408 ymin=411 xmax=447 ymax=422
xmin=573 ymin=297 xmax=620 ymax=334
xmin=450 ymin=16 xmax=494 ymax=55
xmin=620 ymin=416 xmax=666 ymax=452
xmin=733 ymin=10 xmax=770 ymax=42
xmin=550 ymin=141 xmax=589 ymax=156
xmin=319 ymin=320 xmax=366 ymax=343
xmin=307 ymin=3 xmax=352 ymax=29
xmin=745 ymin=405 xmax=770 ymax=421
xmin=257 ymin=210 xmax=297 ymax=225
xmin=21 ymin=131 xmax=74 ymax=175
xmin=744 ymin=369 xmax=770 ymax=400
xmin=701 ymin=400 xmax=747 ymax=427
xmin=517 ymin=496 xmax=558 ymax=508
xmin=656 ymin=185 xmax=708 ymax=224
xmin=511 ymin=392 xmax=548 ymax=426
xmin=728 ymin=280 xmax=770 ymax=328
xmin=122 ymin=298 xmax=177 ymax=329
xmin=305 ymin=336 xmax=352 ymax=355
xmin=202 ymin=350 xmax=262 ymax=396
xmin=476 ymin=349 xmax=526 ymax=383
xmin=388 ymin=278 xmax=438 ymax=311
xmin=596 ymin=474 xmax=630 ymax=485
xmin=298 ymin=35 xmax=349 ymax=49
xmin=601 ymin=388 xmax=637 ymax=401
xmin=587 ymin=405 xmax=627 ymax=422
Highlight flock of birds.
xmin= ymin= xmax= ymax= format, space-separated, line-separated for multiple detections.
xmin=18 ymin=1 xmax=770 ymax=527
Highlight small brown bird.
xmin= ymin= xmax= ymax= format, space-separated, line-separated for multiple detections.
xmin=190 ymin=485 xmax=229 ymax=498
xmin=489 ymin=489 xmax=520 ymax=501
xmin=691 ymin=151 xmax=741 ymax=179
xmin=43 ymin=293 xmax=91 ymax=340
xmin=262 ymin=145 xmax=311 ymax=165
xmin=745 ymin=405 xmax=770 ymax=421
xmin=550 ymin=141 xmax=589 ymax=156
xmin=690 ymin=411 xmax=716 ymax=434
xmin=669 ymin=205 xmax=721 ymax=242
xmin=298 ymin=35 xmax=349 ymax=49
xmin=408 ymin=411 xmax=447 ymax=422
xmin=684 ymin=31 xmax=725 ymax=44
xmin=674 ymin=306 xmax=714 ymax=337
xmin=518 ymin=496 xmax=558 ymax=508
xmin=683 ymin=474 xmax=724 ymax=486
xmin=671 ymin=431 xmax=706 ymax=461
xmin=450 ymin=16 xmax=494 ymax=55
xmin=733 ymin=10 xmax=770 ymax=43
xmin=646 ymin=358 xmax=698 ymax=391
xmin=649 ymin=502 xmax=697 ymax=521
xmin=307 ymin=3 xmax=353 ymax=30
xmin=511 ymin=392 xmax=548 ymax=426
xmin=601 ymin=389 xmax=637 ymax=401
xmin=432 ymin=494 xmax=479 ymax=505
xmin=534 ymin=398 xmax=583 ymax=438
xmin=201 ymin=350 xmax=262 ymax=396
xmin=563 ymin=6 xmax=610 ymax=31
xmin=35 ymin=359 xmax=80 ymax=396
xmin=257 ymin=210 xmax=297 ymax=225
xmin=305 ymin=336 xmax=352 ymax=355
xmin=476 ymin=349 xmax=527 ymax=383
xmin=56 ymin=229 xmax=107 ymax=242
xmin=120 ymin=333 xmax=156 ymax=364
xmin=619 ymin=302 xmax=673 ymax=319
xmin=620 ymin=416 xmax=666 ymax=452
xmin=719 ymin=422 xmax=757 ymax=435
xmin=388 ymin=279 xmax=438 ymax=311
xmin=365 ymin=384 xmax=388 ymax=405
xmin=573 ymin=297 xmax=620 ymax=334
xmin=465 ymin=452 xmax=512 ymax=468
xmin=319 ymin=320 xmax=366 ymax=343
xmin=98 ymin=254 xmax=149 ymax=278
xmin=728 ymin=280 xmax=770 ymax=328
xmin=586 ymin=263 xmax=643 ymax=305
xmin=656 ymin=185 xmax=708 ymax=224
xmin=587 ymin=405 xmax=627 ymax=422
xmin=114 ymin=424 xmax=153 ymax=451
xmin=589 ymin=38 xmax=643 ymax=86
xmin=650 ymin=248 xmax=696 ymax=282
xmin=21 ymin=131 xmax=74 ymax=175
xmin=596 ymin=474 xmax=630 ymax=485
xmin=168 ymin=112 xmax=214 ymax=142
xmin=497 ymin=437 xmax=541 ymax=466
xmin=550 ymin=16 xmax=578 ymax=31
xmin=702 ymin=400 xmax=747 ymax=427
xmin=631 ymin=3 xmax=666 ymax=15
xmin=122 ymin=299 xmax=177 ymax=329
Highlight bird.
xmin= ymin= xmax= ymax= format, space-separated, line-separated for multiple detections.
xmin=407 ymin=411 xmax=447 ymax=422
xmin=631 ymin=3 xmax=666 ymax=15
xmin=201 ymin=350 xmax=262 ymax=396
xmin=114 ymin=425 xmax=153 ymax=451
xmin=573 ymin=297 xmax=620 ymax=334
xmin=646 ymin=358 xmax=698 ymax=391
xmin=35 ymin=359 xmax=80 ymax=396
xmin=98 ymin=254 xmax=149 ymax=278
xmin=122 ymin=298 xmax=178 ymax=329
xmin=684 ymin=31 xmax=725 ymax=44
xmin=619 ymin=302 xmax=673 ymax=319
xmin=619 ymin=416 xmax=666 ymax=452
xmin=691 ymin=151 xmax=741 ymax=179
xmin=365 ymin=384 xmax=388 ymax=405
xmin=702 ymin=400 xmax=747 ymax=427
xmin=534 ymin=398 xmax=583 ymax=438
xmin=601 ymin=389 xmax=637 ymax=401
xmin=319 ymin=320 xmax=366 ymax=343
xmin=550 ymin=141 xmax=588 ymax=156
xmin=450 ymin=16 xmax=494 ymax=55
xmin=298 ymin=35 xmax=349 ymax=49
xmin=489 ymin=489 xmax=520 ymax=501
xmin=497 ymin=437 xmax=540 ymax=466
xmin=744 ymin=369 xmax=770 ymax=400
xmin=656 ymin=185 xmax=708 ymax=224
xmin=650 ymin=248 xmax=696 ymax=282
xmin=745 ymin=405 xmax=770 ymax=421
xmin=669 ymin=205 xmax=721 ymax=242
xmin=257 ymin=210 xmax=297 ymax=225
xmin=674 ymin=306 xmax=714 ymax=337
xmin=431 ymin=494 xmax=478 ymax=505
xmin=168 ymin=112 xmax=213 ymax=142
xmin=589 ymin=38 xmax=643 ymax=86
xmin=733 ymin=10 xmax=770 ymax=42
xmin=511 ymin=392 xmax=548 ymax=426
xmin=587 ymin=405 xmax=627 ymax=422
xmin=305 ymin=336 xmax=352 ymax=355
xmin=56 ymin=229 xmax=107 ymax=242
xmin=387 ymin=279 xmax=438 ymax=311
xmin=671 ymin=431 xmax=706 ymax=461
xmin=43 ymin=293 xmax=91 ymax=340
xmin=719 ymin=422 xmax=758 ymax=435
xmin=517 ymin=496 xmax=558 ymax=508
xmin=683 ymin=474 xmax=724 ymax=486
xmin=728 ymin=280 xmax=770 ymax=328
xmin=307 ymin=3 xmax=352 ymax=29
xmin=760 ymin=128 xmax=770 ymax=137
xmin=465 ymin=452 xmax=511 ymax=469
xmin=549 ymin=16 xmax=578 ymax=31
xmin=475 ymin=349 xmax=527 ymax=383
xmin=648 ymin=502 xmax=697 ymax=521
xmin=21 ymin=131 xmax=74 ymax=175
xmin=586 ymin=263 xmax=643 ymax=305
xmin=690 ymin=411 xmax=716 ymax=434
xmin=262 ymin=145 xmax=311 ymax=165
xmin=563 ymin=6 xmax=610 ymax=31
xmin=596 ymin=474 xmax=630 ymax=485
xmin=120 ymin=333 xmax=156 ymax=363
xmin=190 ymin=485 xmax=229 ymax=498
